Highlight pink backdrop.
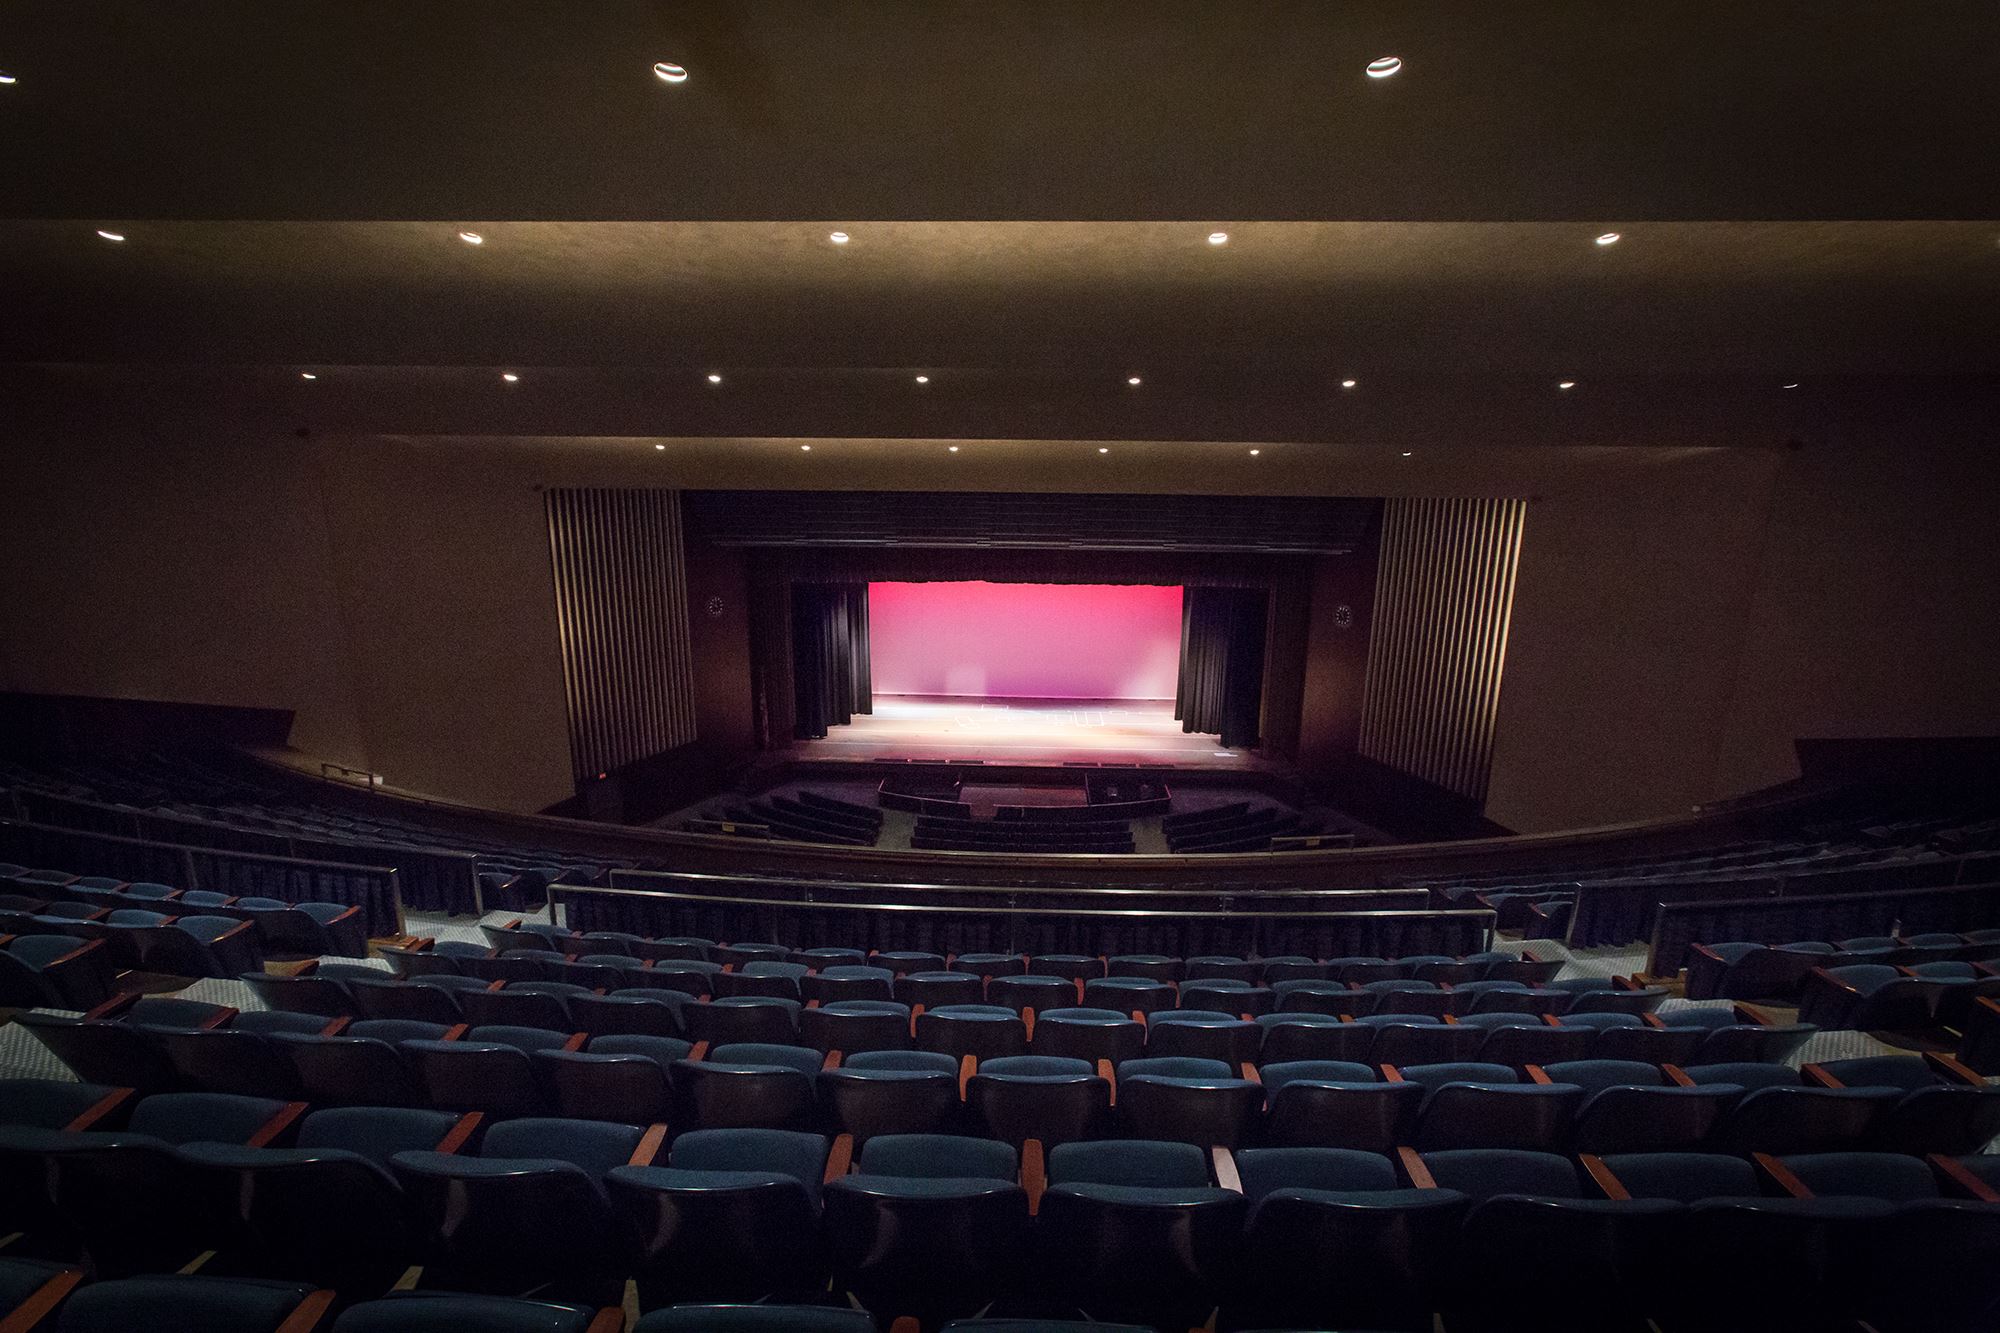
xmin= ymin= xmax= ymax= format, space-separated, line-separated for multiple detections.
xmin=869 ymin=582 xmax=1184 ymax=700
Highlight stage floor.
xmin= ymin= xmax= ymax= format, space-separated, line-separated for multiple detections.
xmin=787 ymin=694 xmax=1262 ymax=768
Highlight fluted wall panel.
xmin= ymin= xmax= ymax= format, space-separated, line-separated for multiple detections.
xmin=1359 ymin=497 xmax=1527 ymax=803
xmin=545 ymin=488 xmax=697 ymax=782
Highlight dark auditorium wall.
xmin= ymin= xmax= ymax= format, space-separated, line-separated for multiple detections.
xmin=682 ymin=538 xmax=756 ymax=758
xmin=5 ymin=422 xmax=1999 ymax=831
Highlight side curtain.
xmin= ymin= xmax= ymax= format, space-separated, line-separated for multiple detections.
xmin=791 ymin=583 xmax=873 ymax=739
xmin=1176 ymin=587 xmax=1268 ymax=749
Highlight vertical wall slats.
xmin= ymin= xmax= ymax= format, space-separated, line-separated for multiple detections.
xmin=545 ymin=488 xmax=698 ymax=783
xmin=1359 ymin=497 xmax=1528 ymax=804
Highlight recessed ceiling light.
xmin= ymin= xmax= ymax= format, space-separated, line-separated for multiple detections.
xmin=653 ymin=62 xmax=688 ymax=84
xmin=706 ymin=373 xmax=723 ymax=384
xmin=1558 ymin=380 xmax=1576 ymax=390
xmin=1207 ymin=231 xmax=1229 ymax=246
xmin=458 ymin=231 xmax=483 ymax=245
xmin=299 ymin=372 xmax=317 ymax=380
xmin=95 ymin=229 xmax=125 ymax=242
xmin=914 ymin=375 xmax=929 ymax=384
xmin=1595 ymin=232 xmax=1622 ymax=246
xmin=1127 ymin=376 xmax=1142 ymax=386
xmin=655 ymin=443 xmax=666 ymax=451
xmin=1249 ymin=448 xmax=1261 ymax=456
xmin=1782 ymin=382 xmax=1800 ymax=389
xmin=829 ymin=231 xmax=850 ymax=244
xmin=1098 ymin=447 xmax=1110 ymax=454
xmin=1401 ymin=451 xmax=1414 ymax=457
xmin=948 ymin=445 xmax=960 ymax=453
xmin=1340 ymin=378 xmax=1358 ymax=389
xmin=800 ymin=444 xmax=812 ymax=452
xmin=1366 ymin=56 xmax=1403 ymax=79
xmin=0 ymin=73 xmax=17 ymax=86
xmin=501 ymin=372 xmax=519 ymax=383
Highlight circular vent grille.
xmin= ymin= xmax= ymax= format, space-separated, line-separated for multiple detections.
xmin=705 ymin=595 xmax=726 ymax=619
xmin=1333 ymin=604 xmax=1355 ymax=630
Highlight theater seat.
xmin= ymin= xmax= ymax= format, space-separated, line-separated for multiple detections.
xmin=821 ymin=1050 xmax=962 ymax=1142
xmin=966 ymin=1055 xmax=1110 ymax=1147
xmin=55 ymin=1275 xmax=327 ymax=1333
xmin=334 ymin=1291 xmax=615 ymax=1332
xmin=634 ymin=1307 xmax=873 ymax=1333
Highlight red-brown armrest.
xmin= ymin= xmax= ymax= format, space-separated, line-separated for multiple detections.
xmin=561 ymin=1032 xmax=588 ymax=1052
xmin=435 ymin=1112 xmax=483 ymax=1155
xmin=247 ymin=1101 xmax=310 ymax=1149
xmin=319 ymin=1016 xmax=351 ymax=1037
xmin=1524 ymin=1065 xmax=1553 ymax=1086
xmin=1397 ymin=1146 xmax=1436 ymax=1190
xmin=64 ymin=1086 xmax=134 ymax=1132
xmin=1098 ymin=1058 xmax=1117 ymax=1106
xmin=1755 ymin=1152 xmax=1813 ymax=1198
xmin=583 ymin=1311 xmax=624 ymax=1333
xmin=1929 ymin=1152 xmax=2000 ymax=1202
xmin=84 ymin=991 xmax=142 ymax=1021
xmin=1579 ymin=1154 xmax=1630 ymax=1200
xmin=45 ymin=938 xmax=108 ymax=970
xmin=1662 ymin=1064 xmax=1695 ymax=1087
xmin=442 ymin=1024 xmax=469 ymax=1041
xmin=822 ymin=1050 xmax=843 ymax=1071
xmin=271 ymin=1289 xmax=336 ymax=1333
xmin=1801 ymin=1063 xmax=1843 ymax=1089
xmin=630 ymin=1123 xmax=669 ymax=1166
xmin=1022 ymin=1137 xmax=1047 ymax=1215
xmin=1925 ymin=1051 xmax=1986 ymax=1086
xmin=0 ymin=1267 xmax=83 ymax=1333
xmin=824 ymin=1132 xmax=854 ymax=1183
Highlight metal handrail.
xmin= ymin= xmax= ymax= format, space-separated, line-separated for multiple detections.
xmin=605 ymin=866 xmax=1430 ymax=906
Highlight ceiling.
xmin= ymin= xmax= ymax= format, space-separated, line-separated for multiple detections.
xmin=3 ymin=3 xmax=1995 ymax=446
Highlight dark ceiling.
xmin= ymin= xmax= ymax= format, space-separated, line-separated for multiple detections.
xmin=2 ymin=2 xmax=1995 ymax=444
xmin=3 ymin=1 xmax=1996 ymax=222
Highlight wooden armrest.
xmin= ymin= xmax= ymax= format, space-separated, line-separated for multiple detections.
xmin=1614 ymin=975 xmax=1640 ymax=991
xmin=1022 ymin=1008 xmax=1036 ymax=1042
xmin=1098 ymin=1058 xmax=1117 ymax=1106
xmin=200 ymin=1005 xmax=238 ymax=1030
xmin=959 ymin=1053 xmax=977 ymax=1099
xmin=584 ymin=1310 xmax=625 ymax=1333
xmin=64 ymin=1087 xmax=134 ymax=1132
xmin=1690 ymin=943 xmax=1729 ymax=964
xmin=1978 ymin=996 xmax=2000 ymax=1020
xmin=85 ymin=990 xmax=142 ymax=1021
xmin=1524 ymin=1065 xmax=1553 ymax=1085
xmin=1755 ymin=1151 xmax=1813 ymax=1199
xmin=1928 ymin=1152 xmax=2000 ymax=1202
xmin=1734 ymin=1003 xmax=1773 ymax=1027
xmin=1441 ymin=1015 xmax=1460 ymax=1024
xmin=1542 ymin=1013 xmax=1564 ymax=1027
xmin=247 ymin=1101 xmax=310 ymax=1149
xmin=822 ymin=1050 xmax=843 ymax=1070
xmin=44 ymin=938 xmax=107 ymax=969
xmin=435 ymin=1112 xmax=483 ymax=1155
xmin=1804 ymin=967 xmax=1856 ymax=995
xmin=1924 ymin=1051 xmax=1986 ymax=1086
xmin=1396 ymin=1146 xmax=1436 ymax=1190
xmin=1641 ymin=1012 xmax=1668 ymax=1029
xmin=272 ymin=1289 xmax=336 ymax=1333
xmin=1897 ymin=966 xmax=1922 ymax=978
xmin=215 ymin=920 xmax=256 ymax=942
xmin=1239 ymin=1062 xmax=1260 ymax=1083
xmin=888 ymin=1319 xmax=921 ymax=1333
xmin=824 ymin=1132 xmax=854 ymax=1184
xmin=1662 ymin=1064 xmax=1695 ymax=1087
xmin=1074 ymin=979 xmax=1086 ymax=1005
xmin=1131 ymin=1009 xmax=1147 ymax=1025
xmin=688 ymin=1041 xmax=709 ymax=1061
xmin=561 ymin=1032 xmax=588 ymax=1051
xmin=1022 ymin=1137 xmax=1047 ymax=1215
xmin=630 ymin=1123 xmax=669 ymax=1166
xmin=805 ymin=998 xmax=820 ymax=1009
xmin=1579 ymin=1154 xmax=1630 ymax=1200
xmin=442 ymin=1024 xmax=469 ymax=1041
xmin=1801 ymin=1063 xmax=1843 ymax=1089
xmin=485 ymin=978 xmax=506 ymax=991
xmin=1211 ymin=1146 xmax=1242 ymax=1194
xmin=909 ymin=1003 xmax=925 ymax=1037
xmin=0 ymin=1268 xmax=83 ymax=1333
xmin=1380 ymin=1064 xmax=1405 ymax=1082
xmin=319 ymin=1016 xmax=351 ymax=1036
xmin=295 ymin=959 xmax=322 ymax=976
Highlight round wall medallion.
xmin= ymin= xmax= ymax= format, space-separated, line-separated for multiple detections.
xmin=705 ymin=595 xmax=726 ymax=618
xmin=1333 ymin=603 xmax=1355 ymax=630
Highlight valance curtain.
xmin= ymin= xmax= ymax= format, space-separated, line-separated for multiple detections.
xmin=792 ymin=583 xmax=873 ymax=739
xmin=1177 ymin=587 xmax=1268 ymax=749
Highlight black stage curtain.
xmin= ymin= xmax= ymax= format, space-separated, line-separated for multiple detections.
xmin=1177 ymin=587 xmax=1268 ymax=749
xmin=791 ymin=583 xmax=873 ymax=739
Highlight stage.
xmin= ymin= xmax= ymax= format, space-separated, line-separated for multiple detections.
xmin=786 ymin=694 xmax=1265 ymax=769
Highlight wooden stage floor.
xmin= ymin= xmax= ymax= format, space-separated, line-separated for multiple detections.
xmin=785 ymin=694 xmax=1265 ymax=769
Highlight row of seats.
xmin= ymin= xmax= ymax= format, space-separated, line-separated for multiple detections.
xmin=0 ymin=865 xmax=368 ymax=959
xmin=7 ymin=1082 xmax=1994 ymax=1333
xmin=1164 ymin=804 xmax=1307 ymax=853
xmin=22 ymin=992 xmax=1984 ymax=1156
xmin=463 ymin=923 xmax=1571 ymax=984
xmin=1687 ymin=930 xmax=2000 ymax=1003
xmin=1 ymin=932 xmax=115 ymax=1011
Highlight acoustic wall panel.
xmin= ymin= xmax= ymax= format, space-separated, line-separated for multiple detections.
xmin=545 ymin=488 xmax=697 ymax=782
xmin=1359 ymin=497 xmax=1527 ymax=803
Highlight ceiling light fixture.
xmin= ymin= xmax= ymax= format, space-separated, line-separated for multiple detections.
xmin=1127 ymin=376 xmax=1142 ymax=386
xmin=1401 ymin=451 xmax=1414 ymax=457
xmin=0 ymin=72 xmax=17 ymax=86
xmin=1207 ymin=231 xmax=1229 ymax=246
xmin=1558 ymin=380 xmax=1576 ymax=390
xmin=800 ymin=444 xmax=811 ymax=451
xmin=299 ymin=372 xmax=317 ymax=380
xmin=652 ymin=62 xmax=688 ymax=84
xmin=829 ymin=231 xmax=850 ymax=244
xmin=1782 ymin=382 xmax=1800 ymax=389
xmin=1340 ymin=378 xmax=1358 ymax=389
xmin=1098 ymin=447 xmax=1110 ymax=454
xmin=914 ymin=375 xmax=929 ymax=384
xmin=458 ymin=231 xmax=483 ymax=245
xmin=501 ymin=372 xmax=519 ymax=383
xmin=1595 ymin=232 xmax=1621 ymax=246
xmin=706 ymin=373 xmax=723 ymax=384
xmin=1366 ymin=56 xmax=1403 ymax=79
xmin=655 ymin=443 xmax=666 ymax=450
xmin=1249 ymin=449 xmax=1261 ymax=456
xmin=948 ymin=445 xmax=960 ymax=453
xmin=95 ymin=229 xmax=125 ymax=242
